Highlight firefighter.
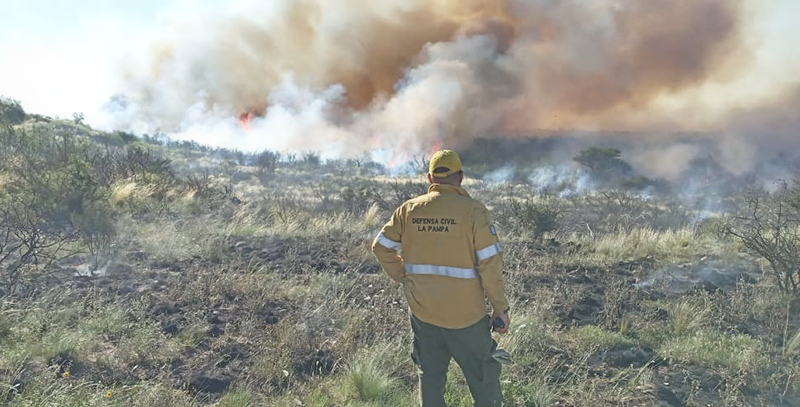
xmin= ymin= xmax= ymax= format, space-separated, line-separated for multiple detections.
xmin=371 ymin=149 xmax=509 ymax=406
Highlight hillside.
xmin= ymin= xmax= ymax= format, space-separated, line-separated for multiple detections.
xmin=1 ymin=103 xmax=799 ymax=406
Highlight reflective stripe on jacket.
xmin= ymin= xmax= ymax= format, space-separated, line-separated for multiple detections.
xmin=371 ymin=183 xmax=508 ymax=329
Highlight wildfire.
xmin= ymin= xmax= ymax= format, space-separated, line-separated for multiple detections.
xmin=238 ymin=111 xmax=255 ymax=132
xmin=429 ymin=140 xmax=443 ymax=155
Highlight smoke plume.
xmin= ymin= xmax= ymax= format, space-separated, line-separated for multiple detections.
xmin=107 ymin=0 xmax=798 ymax=174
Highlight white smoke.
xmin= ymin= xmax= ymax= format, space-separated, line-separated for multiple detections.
xmin=482 ymin=164 xmax=594 ymax=198
xmin=85 ymin=0 xmax=800 ymax=177
xmin=484 ymin=167 xmax=516 ymax=183
xmin=529 ymin=166 xmax=594 ymax=198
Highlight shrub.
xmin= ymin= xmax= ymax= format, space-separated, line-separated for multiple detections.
xmin=0 ymin=124 xmax=114 ymax=293
xmin=561 ymin=192 xmax=690 ymax=235
xmin=114 ymin=130 xmax=138 ymax=144
xmin=302 ymin=152 xmax=321 ymax=167
xmin=340 ymin=184 xmax=379 ymax=215
xmin=723 ymin=185 xmax=800 ymax=295
xmin=573 ymin=147 xmax=633 ymax=183
xmin=0 ymin=97 xmax=25 ymax=125
xmin=91 ymin=145 xmax=174 ymax=188
xmin=364 ymin=181 xmax=427 ymax=213
xmin=504 ymin=199 xmax=559 ymax=241
xmin=254 ymin=150 xmax=280 ymax=175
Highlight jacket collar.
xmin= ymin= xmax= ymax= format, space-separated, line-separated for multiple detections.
xmin=428 ymin=183 xmax=470 ymax=197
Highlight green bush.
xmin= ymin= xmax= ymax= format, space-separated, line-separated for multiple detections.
xmin=504 ymin=199 xmax=559 ymax=241
xmin=724 ymin=186 xmax=800 ymax=295
xmin=0 ymin=124 xmax=115 ymax=293
xmin=92 ymin=145 xmax=174 ymax=188
xmin=573 ymin=147 xmax=632 ymax=183
xmin=0 ymin=97 xmax=25 ymax=125
xmin=254 ymin=150 xmax=280 ymax=174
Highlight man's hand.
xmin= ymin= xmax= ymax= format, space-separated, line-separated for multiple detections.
xmin=490 ymin=309 xmax=510 ymax=334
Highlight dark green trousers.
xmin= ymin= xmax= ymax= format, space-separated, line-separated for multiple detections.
xmin=411 ymin=314 xmax=502 ymax=407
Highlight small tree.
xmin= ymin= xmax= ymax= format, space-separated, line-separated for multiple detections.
xmin=302 ymin=152 xmax=321 ymax=167
xmin=724 ymin=183 xmax=800 ymax=296
xmin=0 ymin=97 xmax=25 ymax=125
xmin=573 ymin=147 xmax=632 ymax=182
xmin=0 ymin=124 xmax=115 ymax=293
xmin=255 ymin=150 xmax=280 ymax=175
xmin=506 ymin=200 xmax=560 ymax=242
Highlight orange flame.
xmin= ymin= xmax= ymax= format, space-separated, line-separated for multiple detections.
xmin=238 ymin=111 xmax=255 ymax=132
xmin=429 ymin=140 xmax=443 ymax=156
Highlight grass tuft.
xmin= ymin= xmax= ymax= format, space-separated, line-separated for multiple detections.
xmin=347 ymin=354 xmax=399 ymax=402
xmin=218 ymin=387 xmax=255 ymax=406
xmin=588 ymin=227 xmax=719 ymax=261
xmin=668 ymin=298 xmax=709 ymax=337
xmin=567 ymin=325 xmax=636 ymax=350
xmin=784 ymin=329 xmax=800 ymax=358
xmin=659 ymin=329 xmax=767 ymax=370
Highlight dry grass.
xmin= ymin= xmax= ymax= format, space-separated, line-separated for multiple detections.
xmin=658 ymin=329 xmax=767 ymax=370
xmin=2 ymin=135 xmax=798 ymax=406
xmin=586 ymin=227 xmax=720 ymax=262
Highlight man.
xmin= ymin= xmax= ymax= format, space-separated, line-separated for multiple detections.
xmin=371 ymin=149 xmax=510 ymax=407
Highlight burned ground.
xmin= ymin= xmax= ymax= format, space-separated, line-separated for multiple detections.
xmin=0 ymin=117 xmax=799 ymax=406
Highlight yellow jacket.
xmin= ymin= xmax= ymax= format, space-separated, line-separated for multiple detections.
xmin=371 ymin=183 xmax=508 ymax=329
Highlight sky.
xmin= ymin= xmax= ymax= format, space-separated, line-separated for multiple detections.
xmin=0 ymin=0 xmax=798 ymax=131
xmin=0 ymin=0 xmax=184 ymax=121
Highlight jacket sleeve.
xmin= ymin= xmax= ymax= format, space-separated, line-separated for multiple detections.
xmin=473 ymin=205 xmax=509 ymax=312
xmin=371 ymin=207 xmax=405 ymax=283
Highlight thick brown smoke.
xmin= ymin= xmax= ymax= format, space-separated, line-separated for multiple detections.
xmin=110 ymin=0 xmax=796 ymax=171
xmin=506 ymin=0 xmax=743 ymax=129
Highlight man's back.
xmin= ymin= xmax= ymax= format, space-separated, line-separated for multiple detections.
xmin=370 ymin=149 xmax=508 ymax=406
xmin=373 ymin=183 xmax=507 ymax=329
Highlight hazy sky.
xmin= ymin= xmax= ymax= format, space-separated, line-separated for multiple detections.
xmin=0 ymin=0 xmax=798 ymax=128
xmin=0 ymin=0 xmax=198 ymax=120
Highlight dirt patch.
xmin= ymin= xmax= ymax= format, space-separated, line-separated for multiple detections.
xmin=49 ymin=352 xmax=87 ymax=378
xmin=226 ymin=235 xmax=373 ymax=274
xmin=563 ymin=294 xmax=604 ymax=326
xmin=589 ymin=345 xmax=657 ymax=369
xmin=293 ymin=349 xmax=335 ymax=378
xmin=188 ymin=374 xmax=232 ymax=394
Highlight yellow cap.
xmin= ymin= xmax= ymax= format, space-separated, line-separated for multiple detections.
xmin=429 ymin=150 xmax=463 ymax=177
